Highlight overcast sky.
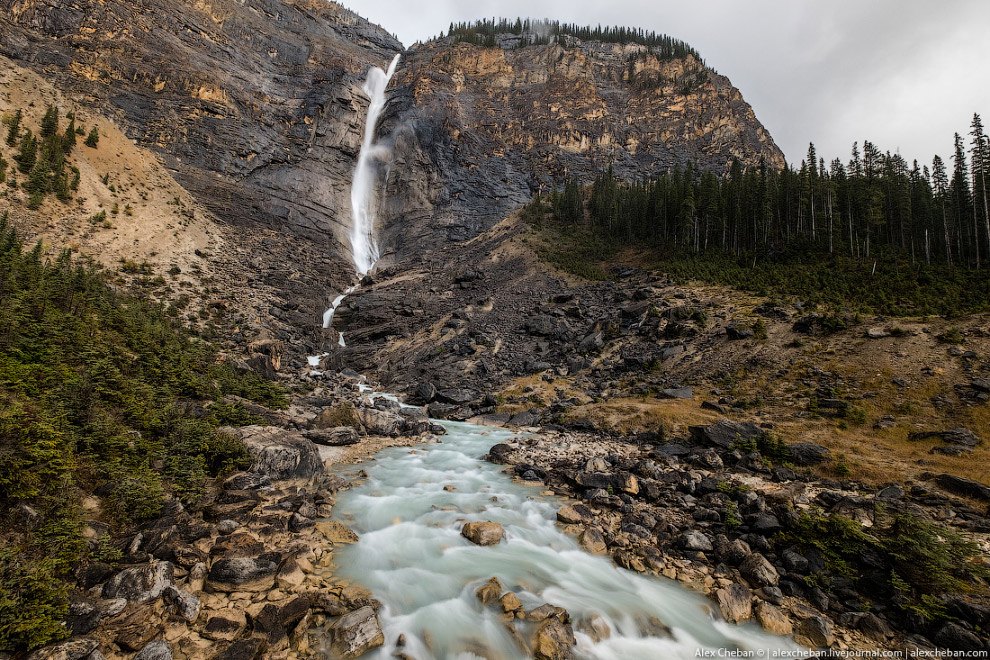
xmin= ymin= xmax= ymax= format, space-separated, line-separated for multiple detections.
xmin=351 ymin=0 xmax=990 ymax=169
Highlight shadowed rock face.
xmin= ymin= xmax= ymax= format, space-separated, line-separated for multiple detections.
xmin=0 ymin=0 xmax=402 ymax=248
xmin=374 ymin=39 xmax=784 ymax=267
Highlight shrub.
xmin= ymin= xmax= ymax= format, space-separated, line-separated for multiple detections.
xmin=0 ymin=549 xmax=70 ymax=651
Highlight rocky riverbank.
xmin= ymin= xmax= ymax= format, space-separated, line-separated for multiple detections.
xmin=17 ymin=372 xmax=442 ymax=660
xmin=485 ymin=420 xmax=990 ymax=655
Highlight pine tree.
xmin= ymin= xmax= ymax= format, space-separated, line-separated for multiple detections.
xmin=951 ymin=133 xmax=974 ymax=265
xmin=62 ymin=118 xmax=77 ymax=154
xmin=932 ymin=155 xmax=951 ymax=265
xmin=84 ymin=127 xmax=100 ymax=148
xmin=14 ymin=132 xmax=37 ymax=173
xmin=970 ymin=114 xmax=990 ymax=260
xmin=5 ymin=109 xmax=21 ymax=146
xmin=39 ymin=105 xmax=58 ymax=139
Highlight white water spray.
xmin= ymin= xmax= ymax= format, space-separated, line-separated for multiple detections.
xmin=349 ymin=54 xmax=401 ymax=276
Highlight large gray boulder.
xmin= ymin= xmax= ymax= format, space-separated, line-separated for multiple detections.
xmin=26 ymin=639 xmax=99 ymax=660
xmin=207 ymin=557 xmax=278 ymax=592
xmin=461 ymin=521 xmax=504 ymax=546
xmin=935 ymin=474 xmax=990 ymax=501
xmin=788 ymin=442 xmax=831 ymax=465
xmin=355 ymin=406 xmax=403 ymax=436
xmin=689 ymin=420 xmax=762 ymax=450
xmin=231 ymin=426 xmax=324 ymax=481
xmin=102 ymin=561 xmax=174 ymax=604
xmin=302 ymin=427 xmax=359 ymax=446
xmin=133 ymin=641 xmax=173 ymax=660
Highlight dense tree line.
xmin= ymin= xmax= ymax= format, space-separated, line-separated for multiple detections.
xmin=533 ymin=115 xmax=990 ymax=315
xmin=439 ymin=18 xmax=702 ymax=61
xmin=550 ymin=114 xmax=990 ymax=269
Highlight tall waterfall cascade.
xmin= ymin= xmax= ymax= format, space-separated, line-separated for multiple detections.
xmin=320 ymin=53 xmax=401 ymax=333
xmin=349 ymin=53 xmax=401 ymax=277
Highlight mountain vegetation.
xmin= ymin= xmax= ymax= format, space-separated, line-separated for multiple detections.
xmin=535 ymin=114 xmax=990 ymax=316
xmin=2 ymin=105 xmax=87 ymax=210
xmin=0 ymin=216 xmax=285 ymax=651
xmin=439 ymin=17 xmax=703 ymax=61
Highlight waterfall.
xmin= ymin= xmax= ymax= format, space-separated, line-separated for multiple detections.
xmin=349 ymin=53 xmax=401 ymax=276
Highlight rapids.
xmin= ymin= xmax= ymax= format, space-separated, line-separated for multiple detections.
xmin=331 ymin=419 xmax=800 ymax=660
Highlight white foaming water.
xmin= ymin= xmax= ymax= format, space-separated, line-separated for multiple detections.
xmin=322 ymin=284 xmax=359 ymax=329
xmin=338 ymin=332 xmax=346 ymax=347
xmin=350 ymin=54 xmax=401 ymax=276
xmin=332 ymin=420 xmax=801 ymax=660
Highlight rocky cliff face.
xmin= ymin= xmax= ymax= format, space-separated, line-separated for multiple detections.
xmin=375 ymin=38 xmax=784 ymax=264
xmin=0 ymin=0 xmax=401 ymax=249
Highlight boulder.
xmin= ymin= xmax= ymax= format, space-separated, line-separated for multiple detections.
xmin=25 ymin=639 xmax=99 ymax=660
xmin=102 ymin=561 xmax=174 ymax=604
xmin=303 ymin=427 xmax=360 ymax=446
xmin=935 ymin=474 xmax=990 ymax=501
xmin=754 ymin=602 xmax=792 ymax=635
xmin=909 ymin=428 xmax=981 ymax=447
xmin=327 ymin=606 xmax=385 ymax=659
xmin=133 ymin=641 xmax=172 ymax=660
xmin=234 ymin=426 xmax=324 ymax=481
xmin=206 ymin=557 xmax=278 ymax=592
xmin=556 ymin=505 xmax=589 ymax=524
xmin=216 ymin=638 xmax=265 ymax=660
xmin=714 ymin=584 xmax=752 ymax=623
xmin=577 ymin=332 xmax=605 ymax=353
xmin=659 ymin=387 xmax=693 ymax=400
xmin=475 ymin=577 xmax=503 ymax=605
xmin=533 ymin=616 xmax=576 ymax=660
xmin=933 ymin=622 xmax=985 ymax=652
xmin=202 ymin=615 xmax=246 ymax=642
xmin=739 ymin=553 xmax=779 ymax=587
xmin=797 ymin=615 xmax=834 ymax=647
xmin=355 ymin=407 xmax=403 ymax=436
xmin=163 ymin=586 xmax=200 ymax=622
xmin=315 ymin=521 xmax=360 ymax=544
xmin=788 ymin=442 xmax=831 ymax=466
xmin=689 ymin=420 xmax=762 ymax=450
xmin=678 ymin=530 xmax=713 ymax=552
xmin=578 ymin=528 xmax=607 ymax=555
xmin=576 ymin=614 xmax=611 ymax=643
xmin=499 ymin=592 xmax=523 ymax=614
xmin=461 ymin=521 xmax=504 ymax=546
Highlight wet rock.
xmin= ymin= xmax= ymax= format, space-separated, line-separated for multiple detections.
xmin=303 ymin=427 xmax=360 ymax=446
xmin=838 ymin=612 xmax=892 ymax=641
xmin=64 ymin=594 xmax=102 ymax=636
xmin=576 ymin=614 xmax=611 ymax=643
xmin=461 ymin=521 xmax=504 ymax=546
xmin=488 ymin=444 xmax=514 ymax=464
xmin=739 ymin=553 xmax=779 ymax=587
xmin=476 ymin=577 xmax=503 ymax=605
xmin=133 ymin=641 xmax=172 ymax=660
xmin=102 ymin=561 xmax=174 ymax=604
xmin=578 ymin=527 xmax=607 ymax=555
xmin=754 ymin=602 xmax=792 ymax=635
xmin=935 ymin=474 xmax=990 ymax=501
xmin=527 ymin=604 xmax=570 ymax=623
xmin=413 ymin=382 xmax=438 ymax=404
xmin=500 ymin=592 xmax=523 ymax=614
xmin=533 ymin=616 xmax=576 ymax=660
xmin=797 ymin=615 xmax=834 ymax=647
xmin=714 ymin=584 xmax=752 ymax=623
xmin=315 ymin=521 xmax=360 ymax=544
xmin=234 ymin=426 xmax=324 ymax=481
xmin=327 ymin=606 xmax=385 ymax=659
xmin=689 ymin=420 xmax=762 ymax=450
xmin=788 ymin=442 xmax=831 ymax=465
xmin=556 ymin=505 xmax=590 ymax=524
xmin=206 ymin=557 xmax=278 ymax=592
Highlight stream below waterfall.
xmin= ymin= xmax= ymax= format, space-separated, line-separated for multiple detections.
xmin=330 ymin=418 xmax=801 ymax=660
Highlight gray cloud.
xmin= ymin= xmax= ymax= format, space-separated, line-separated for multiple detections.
xmin=353 ymin=0 xmax=990 ymax=167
